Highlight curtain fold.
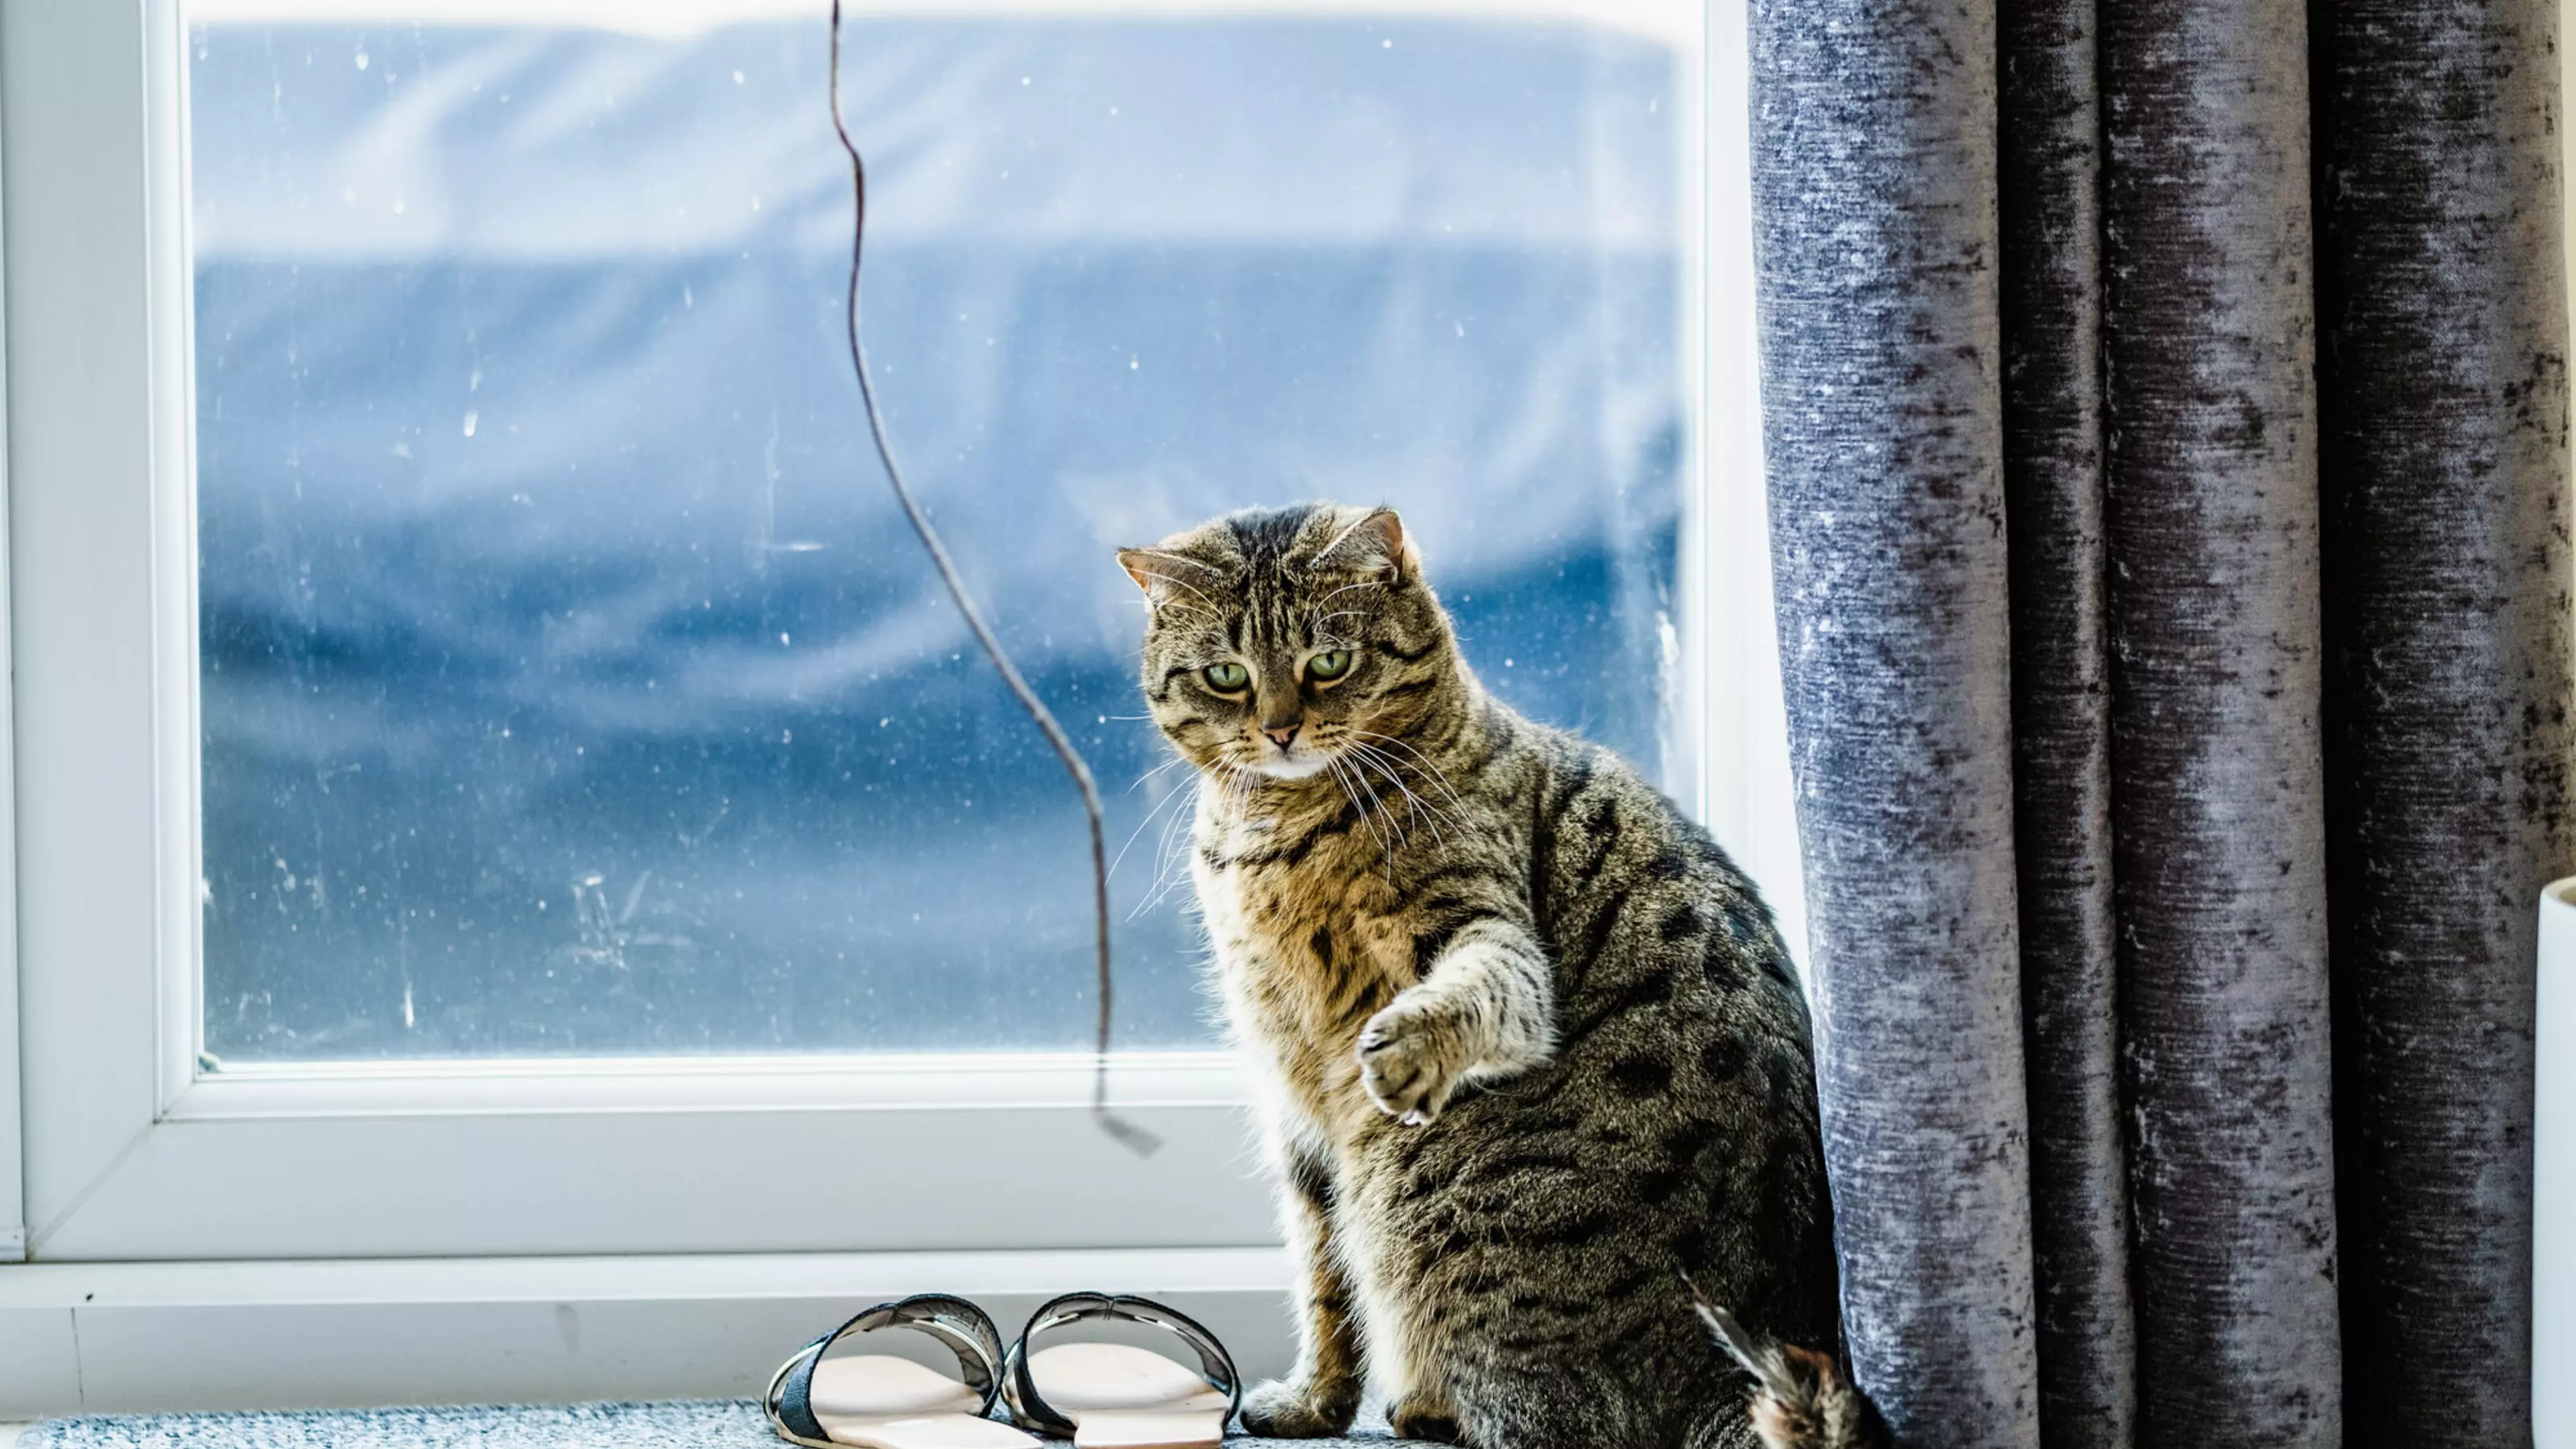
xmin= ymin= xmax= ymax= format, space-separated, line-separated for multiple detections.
xmin=2097 ymin=1 xmax=2346 ymax=1443
xmin=1995 ymin=1 xmax=2133 ymax=1444
xmin=2314 ymin=3 xmax=2574 ymax=1444
xmin=1751 ymin=0 xmax=2571 ymax=1443
xmin=1749 ymin=3 xmax=2041 ymax=1446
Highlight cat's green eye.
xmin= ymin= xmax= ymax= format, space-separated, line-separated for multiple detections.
xmin=1307 ymin=650 xmax=1356 ymax=682
xmin=1203 ymin=661 xmax=1251 ymax=692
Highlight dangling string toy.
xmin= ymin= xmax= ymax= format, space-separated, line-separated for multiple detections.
xmin=828 ymin=0 xmax=1159 ymax=1156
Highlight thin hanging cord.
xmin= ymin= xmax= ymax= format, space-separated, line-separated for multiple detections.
xmin=828 ymin=0 xmax=1158 ymax=1157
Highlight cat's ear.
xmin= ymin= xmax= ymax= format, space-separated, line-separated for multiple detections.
xmin=1315 ymin=507 xmax=1411 ymax=585
xmin=1117 ymin=547 xmax=1201 ymax=605
xmin=1117 ymin=548 xmax=1160 ymax=592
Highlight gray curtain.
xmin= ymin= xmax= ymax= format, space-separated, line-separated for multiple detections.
xmin=1750 ymin=1 xmax=2573 ymax=1446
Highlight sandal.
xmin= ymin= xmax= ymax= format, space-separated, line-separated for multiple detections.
xmin=766 ymin=1294 xmax=1038 ymax=1449
xmin=999 ymin=1292 xmax=1241 ymax=1449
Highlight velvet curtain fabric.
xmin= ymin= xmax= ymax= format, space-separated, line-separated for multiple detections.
xmin=1750 ymin=2 xmax=2573 ymax=1447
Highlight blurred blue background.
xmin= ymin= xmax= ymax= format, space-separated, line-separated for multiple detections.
xmin=189 ymin=11 xmax=1693 ymax=1060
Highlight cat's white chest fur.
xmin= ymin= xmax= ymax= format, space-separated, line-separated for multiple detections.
xmin=1188 ymin=799 xmax=1271 ymax=970
xmin=1192 ymin=828 xmax=1301 ymax=1088
xmin=1188 ymin=791 xmax=1411 ymax=1137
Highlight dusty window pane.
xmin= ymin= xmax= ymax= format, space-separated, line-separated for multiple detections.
xmin=191 ymin=10 xmax=1695 ymax=1061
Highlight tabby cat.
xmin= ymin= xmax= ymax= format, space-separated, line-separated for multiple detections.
xmin=1119 ymin=505 xmax=1889 ymax=1449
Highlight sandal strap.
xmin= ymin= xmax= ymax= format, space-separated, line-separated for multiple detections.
xmin=766 ymin=1294 xmax=1008 ymax=1447
xmin=1000 ymin=1291 xmax=1241 ymax=1437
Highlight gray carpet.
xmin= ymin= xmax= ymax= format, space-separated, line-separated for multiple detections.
xmin=19 ymin=1401 xmax=1423 ymax=1448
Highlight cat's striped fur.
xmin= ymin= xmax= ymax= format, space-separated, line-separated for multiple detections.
xmin=1119 ymin=505 xmax=1887 ymax=1449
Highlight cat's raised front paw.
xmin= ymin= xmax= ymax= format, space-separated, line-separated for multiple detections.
xmin=1357 ymin=993 xmax=1469 ymax=1125
xmin=1238 ymin=1377 xmax=1360 ymax=1439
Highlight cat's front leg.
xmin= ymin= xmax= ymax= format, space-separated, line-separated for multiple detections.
xmin=1240 ymin=1139 xmax=1366 ymax=1438
xmin=1357 ymin=918 xmax=1554 ymax=1125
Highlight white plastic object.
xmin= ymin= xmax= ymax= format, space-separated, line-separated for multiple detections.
xmin=2537 ymin=878 xmax=2574 ymax=1446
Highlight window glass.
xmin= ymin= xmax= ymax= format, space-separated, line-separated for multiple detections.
xmin=189 ymin=2 xmax=1699 ymax=1061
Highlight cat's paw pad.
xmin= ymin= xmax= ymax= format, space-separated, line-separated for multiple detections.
xmin=1237 ymin=1377 xmax=1359 ymax=1439
xmin=1357 ymin=997 xmax=1467 ymax=1125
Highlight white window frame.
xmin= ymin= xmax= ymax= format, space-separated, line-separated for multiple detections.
xmin=0 ymin=0 xmax=1789 ymax=1413
xmin=0 ymin=68 xmax=19 ymax=1272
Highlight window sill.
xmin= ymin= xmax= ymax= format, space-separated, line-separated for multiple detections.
xmin=0 ymin=1245 xmax=1292 ymax=1418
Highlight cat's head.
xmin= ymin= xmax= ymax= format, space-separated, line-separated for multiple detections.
xmin=1118 ymin=503 xmax=1457 ymax=782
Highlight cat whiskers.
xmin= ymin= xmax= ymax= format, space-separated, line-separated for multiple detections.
xmin=1340 ymin=751 xmax=1469 ymax=856
xmin=1324 ymin=754 xmax=1402 ymax=879
xmin=1350 ymin=729 xmax=1478 ymax=826
xmin=1126 ymin=753 xmax=1195 ymax=794
xmin=1109 ymin=754 xmax=1201 ymax=884
xmin=1339 ymin=739 xmax=1466 ymax=846
xmin=1326 ymin=739 xmax=1419 ymax=833
xmin=1126 ymin=797 xmax=1195 ymax=921
xmin=1134 ymin=762 xmax=1248 ymax=919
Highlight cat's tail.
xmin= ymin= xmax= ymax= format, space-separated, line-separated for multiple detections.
xmin=1692 ymin=1295 xmax=1893 ymax=1449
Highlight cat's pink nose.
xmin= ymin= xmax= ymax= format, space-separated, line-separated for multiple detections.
xmin=1263 ymin=724 xmax=1301 ymax=750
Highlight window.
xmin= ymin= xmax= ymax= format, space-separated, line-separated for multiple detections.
xmin=5 ymin=0 xmax=1789 ymax=1295
xmin=187 ymin=2 xmax=1702 ymax=1064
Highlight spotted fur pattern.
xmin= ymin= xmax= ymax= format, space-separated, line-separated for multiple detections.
xmin=1119 ymin=505 xmax=1881 ymax=1449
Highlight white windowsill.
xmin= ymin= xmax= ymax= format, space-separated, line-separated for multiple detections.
xmin=0 ymin=1245 xmax=1294 ymax=1420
